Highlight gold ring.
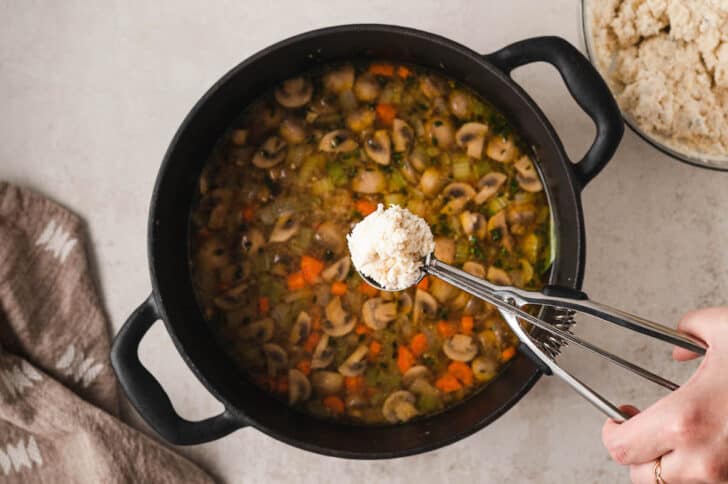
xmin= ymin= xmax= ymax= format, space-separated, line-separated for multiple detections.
xmin=654 ymin=457 xmax=665 ymax=484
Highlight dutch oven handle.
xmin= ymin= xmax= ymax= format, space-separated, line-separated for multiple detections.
xmin=111 ymin=294 xmax=245 ymax=445
xmin=485 ymin=36 xmax=623 ymax=189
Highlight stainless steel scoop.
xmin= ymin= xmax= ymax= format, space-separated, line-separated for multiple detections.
xmin=358 ymin=254 xmax=706 ymax=421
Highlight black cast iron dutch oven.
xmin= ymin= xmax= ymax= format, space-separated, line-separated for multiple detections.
xmin=111 ymin=24 xmax=623 ymax=458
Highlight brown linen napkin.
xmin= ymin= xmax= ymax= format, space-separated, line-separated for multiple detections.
xmin=0 ymin=182 xmax=215 ymax=484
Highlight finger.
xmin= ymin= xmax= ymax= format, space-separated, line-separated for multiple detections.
xmin=677 ymin=307 xmax=728 ymax=344
xmin=629 ymin=451 xmax=680 ymax=484
xmin=602 ymin=402 xmax=675 ymax=465
xmin=673 ymin=345 xmax=701 ymax=362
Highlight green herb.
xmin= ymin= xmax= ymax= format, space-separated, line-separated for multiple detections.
xmin=422 ymin=354 xmax=435 ymax=367
xmin=392 ymin=152 xmax=403 ymax=163
xmin=509 ymin=178 xmax=519 ymax=195
xmin=431 ymin=137 xmax=439 ymax=147
xmin=488 ymin=112 xmax=511 ymax=137
xmin=417 ymin=102 xmax=429 ymax=111
xmin=469 ymin=236 xmax=485 ymax=259
xmin=433 ymin=120 xmax=443 ymax=127
xmin=436 ymin=307 xmax=449 ymax=320
xmin=490 ymin=228 xmax=503 ymax=241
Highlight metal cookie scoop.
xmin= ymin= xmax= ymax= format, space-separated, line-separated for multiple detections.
xmin=358 ymin=254 xmax=706 ymax=422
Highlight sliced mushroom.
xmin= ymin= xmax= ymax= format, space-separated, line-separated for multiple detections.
xmin=325 ymin=296 xmax=347 ymax=326
xmin=338 ymin=344 xmax=369 ymax=377
xmin=440 ymin=182 xmax=476 ymax=215
xmin=419 ymin=76 xmax=446 ymax=99
xmin=434 ymin=237 xmax=456 ymax=264
xmin=206 ymin=188 xmax=233 ymax=230
xmin=413 ymin=289 xmax=438 ymax=325
xmin=448 ymin=90 xmax=472 ymax=119
xmin=399 ymin=159 xmax=420 ymax=184
xmin=419 ymin=167 xmax=445 ymax=197
xmin=487 ymin=210 xmax=514 ymax=252
xmin=323 ymin=64 xmax=355 ymax=93
xmin=241 ymin=318 xmax=275 ymax=343
xmin=319 ymin=130 xmax=358 ymax=153
xmin=198 ymin=237 xmax=229 ymax=270
xmin=429 ymin=278 xmax=458 ymax=303
xmin=352 ymin=169 xmax=386 ymax=194
xmin=487 ymin=266 xmax=512 ymax=286
xmin=346 ymin=107 xmax=376 ymax=133
xmin=443 ymin=334 xmax=478 ymax=362
xmin=382 ymin=390 xmax=418 ymax=423
xmin=402 ymin=365 xmax=432 ymax=387
xmin=252 ymin=136 xmax=287 ymax=169
xmin=365 ymin=130 xmax=391 ymax=165
xmin=474 ymin=172 xmax=508 ymax=204
xmin=311 ymin=371 xmax=344 ymax=396
xmin=425 ymin=117 xmax=454 ymax=149
xmin=507 ymin=202 xmax=538 ymax=235
xmin=353 ymin=72 xmax=380 ymax=102
xmin=274 ymin=77 xmax=313 ymax=108
xmin=241 ymin=228 xmax=265 ymax=255
xmin=472 ymin=356 xmax=499 ymax=382
xmin=397 ymin=292 xmax=413 ymax=315
xmin=230 ymin=129 xmax=248 ymax=146
xmin=279 ymin=117 xmax=308 ymax=144
xmin=456 ymin=123 xmax=489 ymax=158
xmin=409 ymin=147 xmax=429 ymax=171
xmin=288 ymin=368 xmax=312 ymax=405
xmin=323 ymin=317 xmax=356 ymax=338
xmin=269 ymin=211 xmax=299 ymax=243
xmin=361 ymin=297 xmax=397 ymax=330
xmin=290 ymin=311 xmax=312 ymax=345
xmin=392 ymin=119 xmax=414 ymax=152
xmin=315 ymin=221 xmax=346 ymax=254
xmin=463 ymin=261 xmax=486 ymax=278
xmin=459 ymin=211 xmax=487 ymax=239
xmin=514 ymin=156 xmax=543 ymax=192
xmin=486 ymin=134 xmax=517 ymax=163
xmin=213 ymin=283 xmax=248 ymax=310
xmin=263 ymin=343 xmax=288 ymax=375
xmin=311 ymin=334 xmax=334 ymax=369
xmin=321 ymin=256 xmax=351 ymax=282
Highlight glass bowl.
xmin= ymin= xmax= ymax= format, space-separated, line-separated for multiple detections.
xmin=579 ymin=0 xmax=728 ymax=171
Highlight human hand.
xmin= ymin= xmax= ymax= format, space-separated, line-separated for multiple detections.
xmin=602 ymin=307 xmax=728 ymax=483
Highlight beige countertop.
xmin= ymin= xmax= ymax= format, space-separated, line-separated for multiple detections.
xmin=1 ymin=1 xmax=725 ymax=482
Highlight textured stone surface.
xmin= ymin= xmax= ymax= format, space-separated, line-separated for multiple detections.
xmin=1 ymin=1 xmax=724 ymax=482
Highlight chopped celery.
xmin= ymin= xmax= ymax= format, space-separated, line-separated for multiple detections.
xmin=417 ymin=393 xmax=442 ymax=413
xmin=439 ymin=152 xmax=452 ymax=166
xmin=289 ymin=226 xmax=314 ymax=255
xmin=311 ymin=177 xmax=335 ymax=196
xmin=487 ymin=196 xmax=508 ymax=216
xmin=474 ymin=159 xmax=492 ymax=179
xmin=387 ymin=170 xmax=408 ymax=192
xmin=452 ymin=155 xmax=471 ymax=181
xmin=250 ymin=251 xmax=271 ymax=273
xmin=384 ymin=193 xmax=406 ymax=206
xmin=298 ymin=153 xmax=326 ymax=184
xmin=472 ymin=100 xmax=486 ymax=117
xmin=454 ymin=239 xmax=469 ymax=264
xmin=407 ymin=198 xmax=428 ymax=217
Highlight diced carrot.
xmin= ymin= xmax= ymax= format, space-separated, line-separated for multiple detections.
xmin=460 ymin=315 xmax=474 ymax=335
xmin=416 ymin=276 xmax=430 ymax=291
xmin=397 ymin=346 xmax=415 ymax=374
xmin=369 ymin=63 xmax=395 ymax=77
xmin=355 ymin=199 xmax=377 ymax=217
xmin=287 ymin=271 xmax=306 ymax=291
xmin=376 ymin=103 xmax=397 ymax=126
xmin=345 ymin=376 xmax=364 ymax=393
xmin=410 ymin=333 xmax=428 ymax=357
xmin=296 ymin=359 xmax=312 ymax=376
xmin=501 ymin=346 xmax=517 ymax=361
xmin=331 ymin=281 xmax=348 ymax=296
xmin=368 ymin=340 xmax=382 ymax=360
xmin=258 ymin=297 xmax=270 ymax=316
xmin=435 ymin=373 xmax=463 ymax=393
xmin=276 ymin=376 xmax=289 ymax=394
xmin=358 ymin=282 xmax=379 ymax=297
xmin=448 ymin=361 xmax=474 ymax=386
xmin=397 ymin=66 xmax=412 ymax=79
xmin=356 ymin=323 xmax=372 ymax=335
xmin=303 ymin=332 xmax=321 ymax=353
xmin=323 ymin=395 xmax=345 ymax=415
xmin=301 ymin=255 xmax=325 ymax=284
xmin=437 ymin=321 xmax=457 ymax=339
xmin=241 ymin=206 xmax=255 ymax=221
